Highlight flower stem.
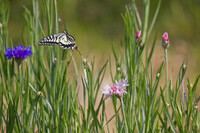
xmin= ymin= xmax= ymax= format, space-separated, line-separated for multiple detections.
xmin=120 ymin=98 xmax=128 ymax=133
xmin=164 ymin=48 xmax=168 ymax=130
xmin=164 ymin=48 xmax=168 ymax=99
xmin=103 ymin=105 xmax=121 ymax=128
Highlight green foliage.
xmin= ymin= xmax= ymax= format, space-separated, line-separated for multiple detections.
xmin=0 ymin=0 xmax=200 ymax=132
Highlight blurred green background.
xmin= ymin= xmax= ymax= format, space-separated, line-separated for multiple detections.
xmin=7 ymin=0 xmax=200 ymax=78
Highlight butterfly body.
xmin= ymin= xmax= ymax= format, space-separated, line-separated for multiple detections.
xmin=39 ymin=31 xmax=78 ymax=51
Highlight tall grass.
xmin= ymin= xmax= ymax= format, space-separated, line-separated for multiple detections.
xmin=0 ymin=0 xmax=200 ymax=132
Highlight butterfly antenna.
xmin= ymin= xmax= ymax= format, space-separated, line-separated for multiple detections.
xmin=77 ymin=49 xmax=82 ymax=55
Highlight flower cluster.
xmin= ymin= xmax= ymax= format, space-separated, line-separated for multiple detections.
xmin=162 ymin=32 xmax=170 ymax=48
xmin=102 ymin=79 xmax=129 ymax=99
xmin=4 ymin=45 xmax=33 ymax=62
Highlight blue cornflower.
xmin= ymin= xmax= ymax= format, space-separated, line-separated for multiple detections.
xmin=12 ymin=45 xmax=33 ymax=59
xmin=4 ymin=47 xmax=13 ymax=60
xmin=4 ymin=45 xmax=33 ymax=61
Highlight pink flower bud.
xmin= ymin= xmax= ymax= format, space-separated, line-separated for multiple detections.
xmin=162 ymin=32 xmax=168 ymax=42
xmin=136 ymin=30 xmax=142 ymax=39
xmin=135 ymin=30 xmax=144 ymax=47
xmin=162 ymin=32 xmax=170 ymax=48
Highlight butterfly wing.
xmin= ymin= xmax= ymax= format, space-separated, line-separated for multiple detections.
xmin=59 ymin=31 xmax=76 ymax=49
xmin=39 ymin=31 xmax=76 ymax=50
xmin=39 ymin=32 xmax=65 ymax=45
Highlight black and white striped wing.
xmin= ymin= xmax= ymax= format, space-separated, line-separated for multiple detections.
xmin=59 ymin=32 xmax=75 ymax=49
xmin=39 ymin=32 xmax=65 ymax=45
xmin=39 ymin=31 xmax=76 ymax=50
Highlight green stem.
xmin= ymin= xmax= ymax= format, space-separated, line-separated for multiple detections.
xmin=164 ymin=48 xmax=168 ymax=99
xmin=103 ymin=105 xmax=121 ymax=128
xmin=164 ymin=48 xmax=168 ymax=130
xmin=120 ymin=98 xmax=128 ymax=133
xmin=142 ymin=0 xmax=150 ymax=43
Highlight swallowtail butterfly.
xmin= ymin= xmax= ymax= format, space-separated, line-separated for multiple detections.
xmin=39 ymin=31 xmax=81 ymax=54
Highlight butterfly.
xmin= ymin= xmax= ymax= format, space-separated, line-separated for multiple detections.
xmin=39 ymin=31 xmax=81 ymax=54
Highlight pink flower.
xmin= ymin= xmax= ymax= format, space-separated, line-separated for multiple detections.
xmin=136 ymin=30 xmax=142 ymax=39
xmin=135 ymin=30 xmax=144 ymax=46
xmin=102 ymin=79 xmax=129 ymax=99
xmin=162 ymin=32 xmax=168 ymax=42
xmin=162 ymin=32 xmax=170 ymax=48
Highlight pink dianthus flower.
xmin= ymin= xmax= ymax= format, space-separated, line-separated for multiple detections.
xmin=102 ymin=79 xmax=129 ymax=99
